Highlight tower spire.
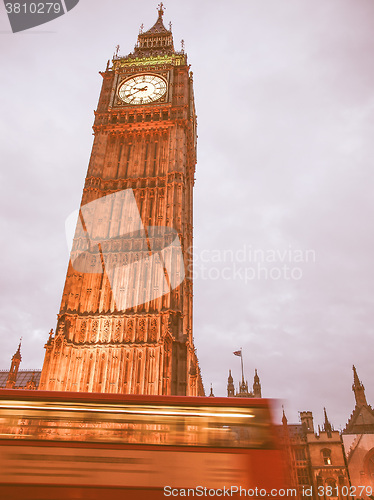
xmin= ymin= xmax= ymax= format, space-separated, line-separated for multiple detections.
xmin=39 ymin=6 xmax=201 ymax=396
xmin=227 ymin=369 xmax=235 ymax=397
xmin=14 ymin=338 xmax=22 ymax=359
xmin=352 ymin=365 xmax=368 ymax=407
xmin=323 ymin=407 xmax=332 ymax=435
xmin=253 ymin=368 xmax=262 ymax=398
xmin=282 ymin=406 xmax=288 ymax=426
xmin=133 ymin=4 xmax=174 ymax=57
xmin=6 ymin=340 xmax=22 ymax=389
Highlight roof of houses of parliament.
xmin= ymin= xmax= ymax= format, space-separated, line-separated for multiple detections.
xmin=0 ymin=340 xmax=41 ymax=389
xmin=0 ymin=370 xmax=41 ymax=389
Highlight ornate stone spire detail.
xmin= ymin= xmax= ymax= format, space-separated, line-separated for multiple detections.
xmin=253 ymin=368 xmax=262 ymax=398
xmin=133 ymin=3 xmax=174 ymax=57
xmin=5 ymin=340 xmax=22 ymax=389
xmin=323 ymin=407 xmax=332 ymax=435
xmin=13 ymin=340 xmax=22 ymax=360
xmin=158 ymin=2 xmax=165 ymax=18
xmin=352 ymin=365 xmax=368 ymax=407
xmin=282 ymin=406 xmax=288 ymax=426
xmin=227 ymin=369 xmax=235 ymax=397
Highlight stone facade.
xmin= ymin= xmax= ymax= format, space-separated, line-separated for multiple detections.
xmin=38 ymin=5 xmax=204 ymax=396
xmin=280 ymin=409 xmax=350 ymax=500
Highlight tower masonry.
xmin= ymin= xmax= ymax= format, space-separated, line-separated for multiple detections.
xmin=39 ymin=5 xmax=204 ymax=397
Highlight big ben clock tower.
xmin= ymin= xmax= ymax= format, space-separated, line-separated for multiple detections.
xmin=39 ymin=4 xmax=204 ymax=397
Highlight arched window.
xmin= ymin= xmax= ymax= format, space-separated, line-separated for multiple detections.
xmin=321 ymin=448 xmax=332 ymax=465
xmin=364 ymin=448 xmax=374 ymax=487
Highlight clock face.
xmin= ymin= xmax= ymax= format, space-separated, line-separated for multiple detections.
xmin=118 ymin=74 xmax=167 ymax=105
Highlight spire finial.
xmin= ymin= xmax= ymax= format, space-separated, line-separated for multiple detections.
xmin=353 ymin=365 xmax=361 ymax=386
xmin=323 ymin=407 xmax=332 ymax=434
xmin=158 ymin=2 xmax=165 ymax=18
xmin=352 ymin=365 xmax=368 ymax=407
xmin=139 ymin=23 xmax=144 ymax=34
xmin=11 ymin=338 xmax=22 ymax=362
xmin=282 ymin=405 xmax=288 ymax=425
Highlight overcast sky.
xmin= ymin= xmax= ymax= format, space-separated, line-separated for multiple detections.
xmin=0 ymin=0 xmax=373 ymax=430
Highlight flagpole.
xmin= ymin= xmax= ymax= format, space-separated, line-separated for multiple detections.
xmin=233 ymin=349 xmax=245 ymax=387
xmin=240 ymin=348 xmax=244 ymax=383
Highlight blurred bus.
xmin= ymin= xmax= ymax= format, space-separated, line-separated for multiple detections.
xmin=0 ymin=389 xmax=289 ymax=499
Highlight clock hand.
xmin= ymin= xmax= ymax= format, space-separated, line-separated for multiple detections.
xmin=126 ymin=86 xmax=146 ymax=97
xmin=125 ymin=85 xmax=149 ymax=101
xmin=132 ymin=86 xmax=148 ymax=94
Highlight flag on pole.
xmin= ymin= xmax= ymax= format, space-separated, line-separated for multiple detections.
xmin=233 ymin=350 xmax=242 ymax=356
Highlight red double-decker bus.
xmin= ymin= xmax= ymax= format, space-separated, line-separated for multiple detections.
xmin=0 ymin=389 xmax=290 ymax=499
